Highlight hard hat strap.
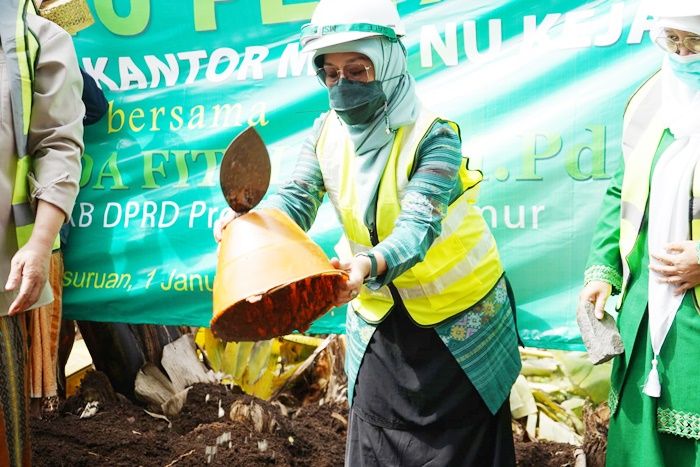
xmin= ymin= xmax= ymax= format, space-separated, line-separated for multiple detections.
xmin=301 ymin=22 xmax=399 ymax=44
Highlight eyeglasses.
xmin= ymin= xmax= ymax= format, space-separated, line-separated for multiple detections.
xmin=316 ymin=63 xmax=373 ymax=86
xmin=655 ymin=34 xmax=700 ymax=54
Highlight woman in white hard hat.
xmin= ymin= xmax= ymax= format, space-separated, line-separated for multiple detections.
xmin=580 ymin=1 xmax=700 ymax=465
xmin=216 ymin=0 xmax=520 ymax=464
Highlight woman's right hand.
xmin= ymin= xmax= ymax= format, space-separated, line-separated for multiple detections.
xmin=329 ymin=256 xmax=370 ymax=306
xmin=579 ymin=280 xmax=612 ymax=320
xmin=213 ymin=209 xmax=242 ymax=243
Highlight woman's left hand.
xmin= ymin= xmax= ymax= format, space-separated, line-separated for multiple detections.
xmin=650 ymin=241 xmax=700 ymax=294
xmin=330 ymin=256 xmax=370 ymax=305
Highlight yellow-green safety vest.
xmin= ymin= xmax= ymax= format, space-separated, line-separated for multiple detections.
xmin=2 ymin=0 xmax=59 ymax=249
xmin=618 ymin=71 xmax=700 ymax=311
xmin=316 ymin=106 xmax=504 ymax=325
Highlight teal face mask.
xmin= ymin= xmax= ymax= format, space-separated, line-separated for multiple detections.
xmin=329 ymin=79 xmax=387 ymax=125
xmin=668 ymin=53 xmax=700 ymax=89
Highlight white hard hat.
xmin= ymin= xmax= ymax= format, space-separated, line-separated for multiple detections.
xmin=647 ymin=0 xmax=700 ymax=18
xmin=300 ymin=0 xmax=405 ymax=53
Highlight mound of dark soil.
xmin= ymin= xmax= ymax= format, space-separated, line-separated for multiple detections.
xmin=31 ymin=371 xmax=577 ymax=466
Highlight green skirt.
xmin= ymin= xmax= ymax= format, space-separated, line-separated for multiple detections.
xmin=607 ymin=311 xmax=700 ymax=467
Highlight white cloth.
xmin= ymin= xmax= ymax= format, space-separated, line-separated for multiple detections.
xmin=644 ymin=60 xmax=700 ymax=396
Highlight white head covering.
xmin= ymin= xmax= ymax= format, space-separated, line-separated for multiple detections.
xmin=647 ymin=0 xmax=700 ymax=21
xmin=655 ymin=16 xmax=700 ymax=35
xmin=650 ymin=0 xmax=700 ymax=48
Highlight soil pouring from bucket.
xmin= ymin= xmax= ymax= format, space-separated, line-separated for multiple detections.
xmin=212 ymin=127 xmax=346 ymax=342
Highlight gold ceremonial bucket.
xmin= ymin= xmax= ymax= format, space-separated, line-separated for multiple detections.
xmin=211 ymin=127 xmax=346 ymax=342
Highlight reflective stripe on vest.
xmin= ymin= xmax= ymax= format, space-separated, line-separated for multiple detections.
xmin=316 ymin=106 xmax=503 ymax=325
xmin=619 ymin=71 xmax=700 ymax=310
xmin=2 ymin=1 xmax=57 ymax=249
xmin=619 ymin=73 xmax=664 ymax=303
xmin=12 ymin=156 xmax=37 ymax=247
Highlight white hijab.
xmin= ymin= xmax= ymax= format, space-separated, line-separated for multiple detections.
xmin=645 ymin=16 xmax=700 ymax=397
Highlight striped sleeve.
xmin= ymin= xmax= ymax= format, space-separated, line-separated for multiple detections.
xmin=261 ymin=114 xmax=327 ymax=232
xmin=367 ymin=120 xmax=462 ymax=289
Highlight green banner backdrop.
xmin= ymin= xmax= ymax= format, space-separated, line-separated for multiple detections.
xmin=63 ymin=0 xmax=661 ymax=350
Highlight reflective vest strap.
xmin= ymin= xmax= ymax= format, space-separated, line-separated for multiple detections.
xmin=12 ymin=202 xmax=33 ymax=228
xmin=622 ymin=72 xmax=661 ymax=157
xmin=620 ymin=201 xmax=645 ymax=233
xmin=316 ymin=112 xmax=374 ymax=247
xmin=13 ymin=0 xmax=39 ymax=140
xmin=619 ymin=202 xmax=644 ymax=257
xmin=397 ymin=226 xmax=496 ymax=300
xmin=15 ymin=224 xmax=33 ymax=248
xmin=618 ymin=217 xmax=632 ymax=308
xmin=619 ymin=110 xmax=665 ymax=261
xmin=377 ymin=126 xmax=408 ymax=240
xmin=5 ymin=1 xmax=42 ymax=249
xmin=392 ymin=110 xmax=439 ymax=199
xmin=618 ymin=111 xmax=665 ymax=301
xmin=617 ymin=73 xmax=665 ymax=302
xmin=12 ymin=155 xmax=30 ymax=204
xmin=12 ymin=155 xmax=34 ymax=248
xmin=316 ymin=113 xmax=342 ymax=211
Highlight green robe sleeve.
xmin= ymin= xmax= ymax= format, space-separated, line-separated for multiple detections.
xmin=584 ymin=157 xmax=624 ymax=295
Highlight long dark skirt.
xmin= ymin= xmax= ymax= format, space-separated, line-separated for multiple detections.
xmin=346 ymin=291 xmax=515 ymax=467
xmin=346 ymin=400 xmax=514 ymax=467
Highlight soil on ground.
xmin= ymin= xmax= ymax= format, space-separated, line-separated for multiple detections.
xmin=32 ymin=371 xmax=577 ymax=466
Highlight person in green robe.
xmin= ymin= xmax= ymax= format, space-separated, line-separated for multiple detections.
xmin=580 ymin=2 xmax=700 ymax=465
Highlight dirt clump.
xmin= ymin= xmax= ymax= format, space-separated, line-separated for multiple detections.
xmin=515 ymin=440 xmax=577 ymax=467
xmin=582 ymin=402 xmax=610 ymax=467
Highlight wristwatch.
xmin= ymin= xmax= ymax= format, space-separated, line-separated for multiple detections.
xmin=355 ymin=251 xmax=377 ymax=281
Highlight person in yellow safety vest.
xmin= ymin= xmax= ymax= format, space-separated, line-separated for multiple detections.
xmin=215 ymin=0 xmax=521 ymax=464
xmin=0 ymin=0 xmax=83 ymax=464
xmin=27 ymin=0 xmax=101 ymax=419
xmin=580 ymin=1 xmax=700 ymax=465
